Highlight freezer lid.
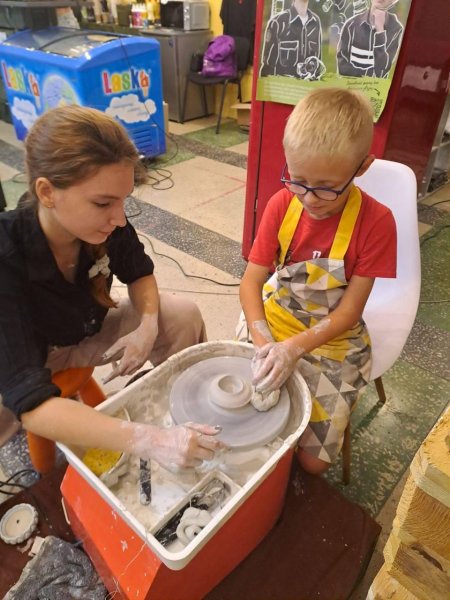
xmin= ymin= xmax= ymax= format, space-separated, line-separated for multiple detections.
xmin=3 ymin=27 xmax=122 ymax=57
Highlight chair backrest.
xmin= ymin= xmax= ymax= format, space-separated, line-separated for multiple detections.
xmin=355 ymin=159 xmax=421 ymax=380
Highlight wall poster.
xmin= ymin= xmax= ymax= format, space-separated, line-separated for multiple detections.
xmin=256 ymin=0 xmax=412 ymax=121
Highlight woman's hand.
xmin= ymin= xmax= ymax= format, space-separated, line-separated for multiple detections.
xmin=251 ymin=339 xmax=304 ymax=393
xmin=102 ymin=313 xmax=158 ymax=382
xmin=130 ymin=422 xmax=225 ymax=470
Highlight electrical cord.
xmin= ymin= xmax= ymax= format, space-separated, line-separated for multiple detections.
xmin=111 ymin=282 xmax=238 ymax=295
xmin=0 ymin=468 xmax=38 ymax=488
xmin=137 ymin=231 xmax=241 ymax=287
xmin=419 ymin=223 xmax=450 ymax=247
xmin=124 ymin=195 xmax=142 ymax=218
xmin=418 ymin=220 xmax=450 ymax=304
xmin=118 ymin=37 xmax=181 ymax=190
xmin=144 ymin=165 xmax=175 ymax=190
xmin=110 ymin=39 xmax=245 ymax=290
xmin=11 ymin=173 xmax=27 ymax=184
xmin=0 ymin=468 xmax=53 ymax=529
xmin=426 ymin=198 xmax=450 ymax=207
xmin=161 ymin=287 xmax=239 ymax=295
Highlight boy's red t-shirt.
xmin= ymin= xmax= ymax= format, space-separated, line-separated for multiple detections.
xmin=248 ymin=187 xmax=397 ymax=281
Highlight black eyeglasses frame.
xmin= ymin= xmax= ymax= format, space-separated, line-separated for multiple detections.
xmin=280 ymin=157 xmax=366 ymax=202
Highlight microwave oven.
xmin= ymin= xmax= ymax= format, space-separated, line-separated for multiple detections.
xmin=160 ymin=0 xmax=210 ymax=30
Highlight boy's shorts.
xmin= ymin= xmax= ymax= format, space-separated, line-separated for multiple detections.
xmin=296 ymin=353 xmax=371 ymax=464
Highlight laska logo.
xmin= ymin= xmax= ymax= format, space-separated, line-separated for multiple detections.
xmin=1 ymin=61 xmax=41 ymax=102
xmin=102 ymin=68 xmax=150 ymax=97
xmin=1 ymin=61 xmax=26 ymax=93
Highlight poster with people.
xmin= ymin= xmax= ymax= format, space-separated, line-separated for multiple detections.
xmin=256 ymin=0 xmax=412 ymax=120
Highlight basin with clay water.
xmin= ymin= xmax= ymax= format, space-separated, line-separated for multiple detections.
xmin=59 ymin=341 xmax=311 ymax=599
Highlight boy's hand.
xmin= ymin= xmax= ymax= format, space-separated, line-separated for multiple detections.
xmin=251 ymin=340 xmax=304 ymax=393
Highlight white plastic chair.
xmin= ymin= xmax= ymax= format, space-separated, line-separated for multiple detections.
xmin=342 ymin=158 xmax=421 ymax=483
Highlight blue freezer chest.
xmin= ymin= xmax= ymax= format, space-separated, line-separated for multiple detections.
xmin=0 ymin=27 xmax=166 ymax=158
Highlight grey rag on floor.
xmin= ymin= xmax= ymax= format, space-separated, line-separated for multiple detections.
xmin=5 ymin=536 xmax=107 ymax=600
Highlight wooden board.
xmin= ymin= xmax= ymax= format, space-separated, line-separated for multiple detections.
xmin=371 ymin=406 xmax=450 ymax=599
xmin=384 ymin=535 xmax=450 ymax=600
xmin=410 ymin=408 xmax=450 ymax=507
xmin=368 ymin=565 xmax=420 ymax=600
xmin=392 ymin=475 xmax=450 ymax=562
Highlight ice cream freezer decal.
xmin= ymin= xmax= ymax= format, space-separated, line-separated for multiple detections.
xmin=1 ymin=61 xmax=159 ymax=138
xmin=0 ymin=28 xmax=166 ymax=157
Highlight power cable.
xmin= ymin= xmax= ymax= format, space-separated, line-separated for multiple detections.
xmin=137 ymin=231 xmax=241 ymax=287
xmin=420 ymin=223 xmax=450 ymax=247
xmin=418 ymin=221 xmax=450 ymax=304
xmin=426 ymin=198 xmax=450 ymax=207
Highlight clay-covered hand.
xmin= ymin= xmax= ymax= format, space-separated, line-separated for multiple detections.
xmin=250 ymin=319 xmax=275 ymax=345
xmin=102 ymin=314 xmax=158 ymax=383
xmin=132 ymin=422 xmax=225 ymax=470
xmin=251 ymin=340 xmax=304 ymax=394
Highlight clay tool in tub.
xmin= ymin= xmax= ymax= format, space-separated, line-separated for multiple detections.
xmin=139 ymin=458 xmax=152 ymax=505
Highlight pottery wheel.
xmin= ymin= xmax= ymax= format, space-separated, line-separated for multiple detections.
xmin=169 ymin=356 xmax=290 ymax=450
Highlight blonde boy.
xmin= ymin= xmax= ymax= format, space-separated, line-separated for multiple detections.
xmin=240 ymin=88 xmax=397 ymax=474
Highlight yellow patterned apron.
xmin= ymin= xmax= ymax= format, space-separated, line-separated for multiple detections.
xmin=263 ymin=187 xmax=371 ymax=463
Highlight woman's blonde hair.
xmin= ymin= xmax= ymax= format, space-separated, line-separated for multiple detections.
xmin=24 ymin=105 xmax=148 ymax=309
xmin=283 ymin=88 xmax=374 ymax=163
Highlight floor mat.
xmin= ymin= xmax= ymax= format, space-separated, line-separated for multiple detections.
xmin=324 ymin=362 xmax=450 ymax=515
xmin=205 ymin=461 xmax=381 ymax=600
xmin=0 ymin=430 xmax=64 ymax=486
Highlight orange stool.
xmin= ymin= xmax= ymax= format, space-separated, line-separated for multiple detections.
xmin=27 ymin=367 xmax=106 ymax=474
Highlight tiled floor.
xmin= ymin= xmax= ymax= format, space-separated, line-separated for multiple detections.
xmin=1 ymin=115 xmax=449 ymax=598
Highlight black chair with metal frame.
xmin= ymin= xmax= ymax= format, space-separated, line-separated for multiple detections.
xmin=180 ymin=36 xmax=251 ymax=134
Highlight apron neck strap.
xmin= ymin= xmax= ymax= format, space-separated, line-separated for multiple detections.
xmin=329 ymin=186 xmax=362 ymax=260
xmin=276 ymin=186 xmax=363 ymax=265
xmin=277 ymin=196 xmax=303 ymax=266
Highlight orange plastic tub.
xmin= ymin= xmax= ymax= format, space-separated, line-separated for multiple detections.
xmin=59 ymin=342 xmax=311 ymax=599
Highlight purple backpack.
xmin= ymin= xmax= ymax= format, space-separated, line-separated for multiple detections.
xmin=202 ymin=35 xmax=237 ymax=78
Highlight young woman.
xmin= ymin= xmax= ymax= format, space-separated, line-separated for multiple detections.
xmin=0 ymin=105 xmax=222 ymax=469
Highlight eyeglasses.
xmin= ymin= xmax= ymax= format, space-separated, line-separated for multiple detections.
xmin=280 ymin=158 xmax=366 ymax=202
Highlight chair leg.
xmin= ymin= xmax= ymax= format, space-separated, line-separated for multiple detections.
xmin=26 ymin=369 xmax=105 ymax=474
xmin=216 ymin=82 xmax=228 ymax=134
xmin=181 ymin=79 xmax=190 ymax=124
xmin=27 ymin=431 xmax=56 ymax=474
xmin=237 ymin=78 xmax=242 ymax=102
xmin=200 ymin=86 xmax=208 ymax=117
xmin=342 ymin=422 xmax=351 ymax=485
xmin=374 ymin=376 xmax=387 ymax=404
xmin=79 ymin=376 xmax=106 ymax=408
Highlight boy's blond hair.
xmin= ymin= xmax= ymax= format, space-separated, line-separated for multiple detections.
xmin=283 ymin=88 xmax=374 ymax=162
